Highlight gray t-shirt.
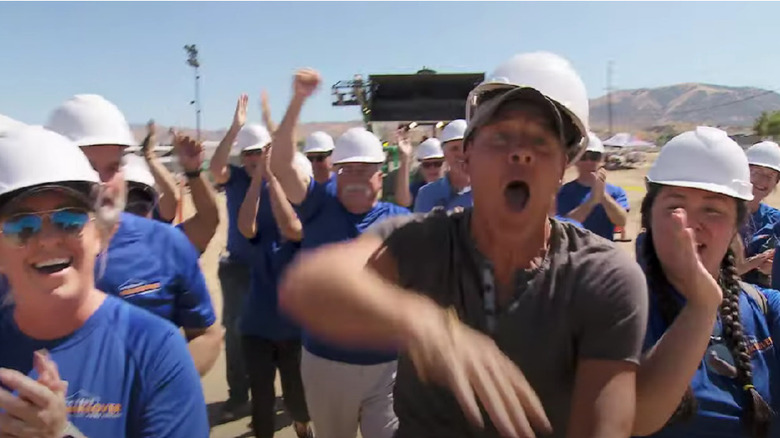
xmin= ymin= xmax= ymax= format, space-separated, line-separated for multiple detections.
xmin=369 ymin=209 xmax=648 ymax=438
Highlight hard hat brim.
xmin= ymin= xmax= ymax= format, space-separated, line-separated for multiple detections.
xmin=332 ymin=156 xmax=385 ymax=165
xmin=241 ymin=142 xmax=271 ymax=153
xmin=0 ymin=183 xmax=97 ymax=215
xmin=646 ymin=179 xmax=754 ymax=202
xmin=303 ymin=146 xmax=335 ymax=154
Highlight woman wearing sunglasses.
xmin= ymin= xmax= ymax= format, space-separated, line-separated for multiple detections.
xmin=0 ymin=126 xmax=208 ymax=437
xmin=634 ymin=127 xmax=780 ymax=438
xmin=557 ymin=132 xmax=629 ymax=241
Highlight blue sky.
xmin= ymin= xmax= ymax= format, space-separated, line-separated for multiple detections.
xmin=1 ymin=1 xmax=778 ymax=129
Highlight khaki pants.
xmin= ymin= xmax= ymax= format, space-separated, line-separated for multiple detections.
xmin=301 ymin=349 xmax=398 ymax=438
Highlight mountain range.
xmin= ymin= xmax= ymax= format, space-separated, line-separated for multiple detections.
xmin=130 ymin=83 xmax=780 ymax=143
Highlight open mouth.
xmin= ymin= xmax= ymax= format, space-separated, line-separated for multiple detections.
xmin=504 ymin=180 xmax=530 ymax=212
xmin=755 ymin=185 xmax=768 ymax=192
xmin=32 ymin=257 xmax=73 ymax=274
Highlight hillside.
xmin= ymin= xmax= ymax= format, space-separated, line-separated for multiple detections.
xmin=590 ymin=83 xmax=780 ymax=131
xmin=129 ymin=83 xmax=780 ymax=143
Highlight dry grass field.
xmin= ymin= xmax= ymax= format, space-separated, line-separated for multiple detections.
xmin=198 ymin=152 xmax=780 ymax=437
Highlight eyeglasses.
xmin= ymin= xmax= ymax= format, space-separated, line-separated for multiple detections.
xmin=421 ymin=161 xmax=444 ymax=170
xmin=307 ymin=152 xmax=332 ymax=163
xmin=0 ymin=208 xmax=92 ymax=247
xmin=582 ymin=151 xmax=603 ymax=162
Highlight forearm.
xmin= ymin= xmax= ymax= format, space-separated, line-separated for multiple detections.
xmin=209 ymin=124 xmax=241 ymax=183
xmin=566 ymin=198 xmax=598 ymax=223
xmin=267 ymin=175 xmax=303 ymax=241
xmin=633 ymin=301 xmax=718 ymax=435
xmin=238 ymin=177 xmax=263 ymax=239
xmin=180 ymin=175 xmax=219 ymax=253
xmin=601 ymin=196 xmax=628 ymax=227
xmin=280 ymin=242 xmax=431 ymax=350
xmin=270 ymin=95 xmax=309 ymax=204
xmin=145 ymin=157 xmax=179 ymax=221
xmin=394 ymin=158 xmax=413 ymax=207
xmin=186 ymin=325 xmax=223 ymax=376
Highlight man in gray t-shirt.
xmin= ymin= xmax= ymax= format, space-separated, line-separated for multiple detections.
xmin=278 ymin=52 xmax=648 ymax=437
xmin=367 ymin=210 xmax=646 ymax=437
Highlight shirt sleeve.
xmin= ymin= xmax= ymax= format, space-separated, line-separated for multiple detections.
xmin=295 ymin=177 xmax=329 ymax=223
xmin=135 ymin=329 xmax=210 ymax=438
xmin=413 ymin=184 xmax=434 ymax=213
xmin=612 ymin=186 xmax=630 ymax=211
xmin=573 ymin=247 xmax=649 ymax=364
xmin=168 ymin=228 xmax=216 ymax=328
xmin=760 ymin=288 xmax=780 ymax=361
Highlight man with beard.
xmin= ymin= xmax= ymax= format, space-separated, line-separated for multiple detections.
xmin=270 ymin=69 xmax=409 ymax=438
xmin=46 ymin=94 xmax=222 ymax=377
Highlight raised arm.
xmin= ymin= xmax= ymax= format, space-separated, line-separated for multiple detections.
xmin=173 ymin=133 xmax=220 ymax=253
xmin=209 ymin=94 xmax=248 ymax=185
xmin=266 ymin=151 xmax=303 ymax=241
xmin=632 ymin=211 xmax=723 ymax=435
xmin=280 ymin=227 xmax=552 ymax=438
xmin=270 ymin=69 xmax=320 ymax=205
xmin=394 ymin=131 xmax=413 ymax=208
xmin=142 ymin=120 xmax=179 ymax=221
xmin=261 ymin=90 xmax=277 ymax=134
xmin=237 ymin=150 xmax=266 ymax=240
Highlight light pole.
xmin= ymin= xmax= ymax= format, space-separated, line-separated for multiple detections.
xmin=184 ymin=44 xmax=201 ymax=141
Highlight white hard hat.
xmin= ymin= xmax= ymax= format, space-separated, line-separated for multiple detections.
xmin=331 ymin=128 xmax=385 ymax=165
xmin=293 ymin=151 xmax=314 ymax=178
xmin=236 ymin=124 xmax=271 ymax=153
xmin=0 ymin=114 xmax=26 ymax=135
xmin=0 ymin=126 xmax=100 ymax=200
xmin=465 ymin=52 xmax=589 ymax=160
xmin=439 ymin=119 xmax=467 ymax=144
xmin=416 ymin=138 xmax=444 ymax=161
xmin=303 ymin=131 xmax=335 ymax=154
xmin=586 ymin=132 xmax=605 ymax=153
xmin=122 ymin=154 xmax=156 ymax=191
xmin=647 ymin=126 xmax=753 ymax=201
xmin=745 ymin=141 xmax=780 ymax=173
xmin=46 ymin=94 xmax=136 ymax=148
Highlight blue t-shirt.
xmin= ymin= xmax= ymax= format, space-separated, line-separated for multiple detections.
xmin=741 ymin=203 xmax=780 ymax=257
xmin=639 ymin=284 xmax=780 ymax=438
xmin=96 ymin=212 xmax=216 ymax=329
xmin=297 ymin=177 xmax=410 ymax=364
xmin=239 ymin=183 xmax=302 ymax=341
xmin=413 ymin=174 xmax=473 ymax=213
xmin=0 ymin=295 xmax=209 ymax=437
xmin=553 ymin=215 xmax=583 ymax=228
xmin=556 ymin=180 xmax=629 ymax=241
xmin=222 ymin=165 xmax=257 ymax=263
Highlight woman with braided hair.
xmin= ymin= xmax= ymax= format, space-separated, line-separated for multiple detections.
xmin=633 ymin=127 xmax=780 ymax=438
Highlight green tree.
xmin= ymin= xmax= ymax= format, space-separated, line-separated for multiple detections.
xmin=753 ymin=111 xmax=780 ymax=137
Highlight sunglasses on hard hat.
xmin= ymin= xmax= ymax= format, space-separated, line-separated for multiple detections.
xmin=0 ymin=208 xmax=92 ymax=247
xmin=582 ymin=151 xmax=603 ymax=162
xmin=307 ymin=151 xmax=332 ymax=163
xmin=421 ymin=161 xmax=444 ymax=170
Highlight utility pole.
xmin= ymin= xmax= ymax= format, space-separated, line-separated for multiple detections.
xmin=184 ymin=44 xmax=201 ymax=142
xmin=607 ymin=60 xmax=615 ymax=137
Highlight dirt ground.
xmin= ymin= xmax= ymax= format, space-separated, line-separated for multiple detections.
xmin=198 ymin=152 xmax=780 ymax=437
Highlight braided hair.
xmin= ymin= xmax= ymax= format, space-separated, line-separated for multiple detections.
xmin=640 ymin=183 xmax=773 ymax=437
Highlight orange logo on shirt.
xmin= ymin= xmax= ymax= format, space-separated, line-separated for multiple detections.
xmin=118 ymin=280 xmax=161 ymax=297
xmin=747 ymin=337 xmax=774 ymax=356
xmin=65 ymin=390 xmax=123 ymax=419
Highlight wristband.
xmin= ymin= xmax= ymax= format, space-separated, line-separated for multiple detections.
xmin=184 ymin=169 xmax=202 ymax=178
xmin=61 ymin=421 xmax=88 ymax=438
